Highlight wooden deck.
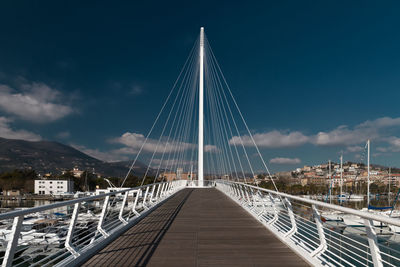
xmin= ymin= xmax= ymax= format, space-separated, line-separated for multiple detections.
xmin=82 ymin=188 xmax=308 ymax=266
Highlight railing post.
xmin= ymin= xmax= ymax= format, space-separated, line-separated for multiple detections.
xmin=160 ymin=183 xmax=166 ymax=198
xmin=150 ymin=184 xmax=156 ymax=202
xmin=164 ymin=182 xmax=170 ymax=196
xmin=310 ymin=205 xmax=327 ymax=258
xmin=142 ymin=186 xmax=150 ymax=210
xmin=284 ymin=198 xmax=297 ymax=238
xmin=65 ymin=203 xmax=81 ymax=258
xmin=228 ymin=184 xmax=233 ymax=196
xmin=241 ymin=185 xmax=247 ymax=202
xmin=364 ymin=219 xmax=383 ymax=267
xmin=247 ymin=188 xmax=254 ymax=207
xmin=235 ymin=184 xmax=241 ymax=199
xmin=168 ymin=181 xmax=173 ymax=193
xmin=2 ymin=215 xmax=23 ymax=267
xmin=164 ymin=182 xmax=169 ymax=195
xmin=244 ymin=188 xmax=251 ymax=206
xmin=158 ymin=183 xmax=164 ymax=199
xmin=256 ymin=191 xmax=266 ymax=217
xmin=228 ymin=184 xmax=234 ymax=195
xmin=132 ymin=190 xmax=141 ymax=216
xmin=119 ymin=192 xmax=129 ymax=224
xmin=230 ymin=183 xmax=235 ymax=196
xmin=230 ymin=184 xmax=236 ymax=197
xmin=250 ymin=188 xmax=257 ymax=209
xmin=97 ymin=195 xmax=110 ymax=238
xmin=155 ymin=184 xmax=161 ymax=202
xmin=267 ymin=193 xmax=279 ymax=225
xmin=238 ymin=185 xmax=245 ymax=203
xmin=164 ymin=182 xmax=169 ymax=196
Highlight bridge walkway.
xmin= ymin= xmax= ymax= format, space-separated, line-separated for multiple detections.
xmin=82 ymin=188 xmax=307 ymax=266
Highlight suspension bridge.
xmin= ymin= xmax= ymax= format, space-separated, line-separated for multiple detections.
xmin=0 ymin=28 xmax=400 ymax=267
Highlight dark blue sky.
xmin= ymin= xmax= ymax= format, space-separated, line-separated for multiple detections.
xmin=1 ymin=1 xmax=400 ymax=171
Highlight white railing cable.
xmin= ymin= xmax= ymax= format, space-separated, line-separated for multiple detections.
xmin=215 ymin=180 xmax=400 ymax=267
xmin=0 ymin=180 xmax=186 ymax=267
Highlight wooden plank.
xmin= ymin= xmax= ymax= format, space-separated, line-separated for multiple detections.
xmin=82 ymin=188 xmax=308 ymax=267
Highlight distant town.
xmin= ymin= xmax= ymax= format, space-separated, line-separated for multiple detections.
xmin=0 ymin=166 xmax=197 ymax=199
xmin=255 ymin=161 xmax=400 ymax=195
xmin=0 ymin=160 xmax=399 ymax=199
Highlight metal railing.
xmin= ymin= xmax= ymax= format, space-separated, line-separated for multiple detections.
xmin=0 ymin=180 xmax=186 ymax=267
xmin=215 ymin=180 xmax=400 ymax=267
xmin=2 ymin=179 xmax=400 ymax=267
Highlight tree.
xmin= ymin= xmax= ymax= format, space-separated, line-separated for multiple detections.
xmin=0 ymin=169 xmax=37 ymax=193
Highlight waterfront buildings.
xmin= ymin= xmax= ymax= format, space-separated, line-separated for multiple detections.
xmin=34 ymin=179 xmax=74 ymax=195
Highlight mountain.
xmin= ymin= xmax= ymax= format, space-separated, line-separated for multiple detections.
xmin=0 ymin=137 xmax=150 ymax=177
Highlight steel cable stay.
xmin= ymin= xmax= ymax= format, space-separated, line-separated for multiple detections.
xmin=207 ymin=60 xmax=238 ymax=181
xmin=205 ymin=45 xmax=245 ymax=181
xmin=147 ymin=46 xmax=197 ymax=184
xmin=119 ymin=37 xmax=199 ymax=188
xmin=3 ymin=28 xmax=400 ymax=267
xmin=152 ymin=63 xmax=197 ymax=184
xmin=204 ymin=38 xmax=250 ymax=183
xmin=207 ymin=64 xmax=240 ymax=181
xmin=162 ymin=51 xmax=198 ymax=179
xmin=206 ymin=37 xmax=279 ymax=191
xmin=205 ymin=56 xmax=231 ymax=178
xmin=140 ymin=44 xmax=197 ymax=186
xmin=162 ymin=61 xmax=198 ymax=180
xmin=174 ymin=70 xmax=198 ymax=176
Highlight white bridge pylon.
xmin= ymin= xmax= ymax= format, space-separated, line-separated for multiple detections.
xmin=198 ymin=27 xmax=204 ymax=187
xmin=121 ymin=27 xmax=278 ymax=191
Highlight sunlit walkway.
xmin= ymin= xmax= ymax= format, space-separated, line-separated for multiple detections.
xmin=82 ymin=188 xmax=307 ymax=266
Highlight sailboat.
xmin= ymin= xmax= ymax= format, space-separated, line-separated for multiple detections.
xmin=337 ymin=155 xmax=364 ymax=202
xmin=342 ymin=140 xmax=400 ymax=231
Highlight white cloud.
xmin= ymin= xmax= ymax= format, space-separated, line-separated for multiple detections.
xmin=377 ymin=137 xmax=400 ymax=152
xmin=151 ymin=158 xmax=196 ymax=168
xmin=269 ymin=157 xmax=301 ymax=164
xmin=313 ymin=125 xmax=375 ymax=146
xmin=310 ymin=117 xmax=400 ymax=146
xmin=204 ymin=144 xmax=219 ymax=152
xmin=346 ymin=145 xmax=364 ymax=152
xmin=0 ymin=81 xmax=73 ymax=123
xmin=71 ymin=144 xmax=128 ymax=162
xmin=387 ymin=136 xmax=400 ymax=147
xmin=130 ymin=85 xmax=143 ymax=95
xmin=56 ymin=131 xmax=70 ymax=139
xmin=229 ymin=130 xmax=309 ymax=148
xmin=376 ymin=147 xmax=389 ymax=152
xmin=0 ymin=117 xmax=41 ymax=141
xmin=357 ymin=117 xmax=400 ymax=128
xmin=229 ymin=116 xmax=400 ymax=149
xmin=112 ymin=132 xmax=195 ymax=154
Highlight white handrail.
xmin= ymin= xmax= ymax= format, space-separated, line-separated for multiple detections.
xmin=220 ymin=180 xmax=400 ymax=227
xmin=0 ymin=181 xmax=168 ymax=221
xmin=0 ymin=180 xmax=187 ymax=267
xmin=215 ymin=180 xmax=400 ymax=267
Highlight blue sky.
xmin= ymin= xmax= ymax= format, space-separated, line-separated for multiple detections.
xmin=1 ymin=1 xmax=400 ymax=172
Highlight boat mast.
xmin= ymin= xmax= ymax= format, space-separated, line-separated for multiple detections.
xmin=340 ymin=155 xmax=343 ymax=201
xmin=329 ymin=160 xmax=332 ymax=204
xmin=367 ymin=139 xmax=370 ymax=206
xmin=198 ymin=27 xmax=204 ymax=187
xmin=389 ymin=167 xmax=391 ymax=205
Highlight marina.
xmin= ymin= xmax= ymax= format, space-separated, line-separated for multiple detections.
xmin=0 ymin=3 xmax=400 ymax=265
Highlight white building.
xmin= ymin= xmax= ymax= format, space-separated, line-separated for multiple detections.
xmin=35 ymin=179 xmax=74 ymax=195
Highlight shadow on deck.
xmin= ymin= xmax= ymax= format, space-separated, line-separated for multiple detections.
xmin=82 ymin=188 xmax=307 ymax=267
